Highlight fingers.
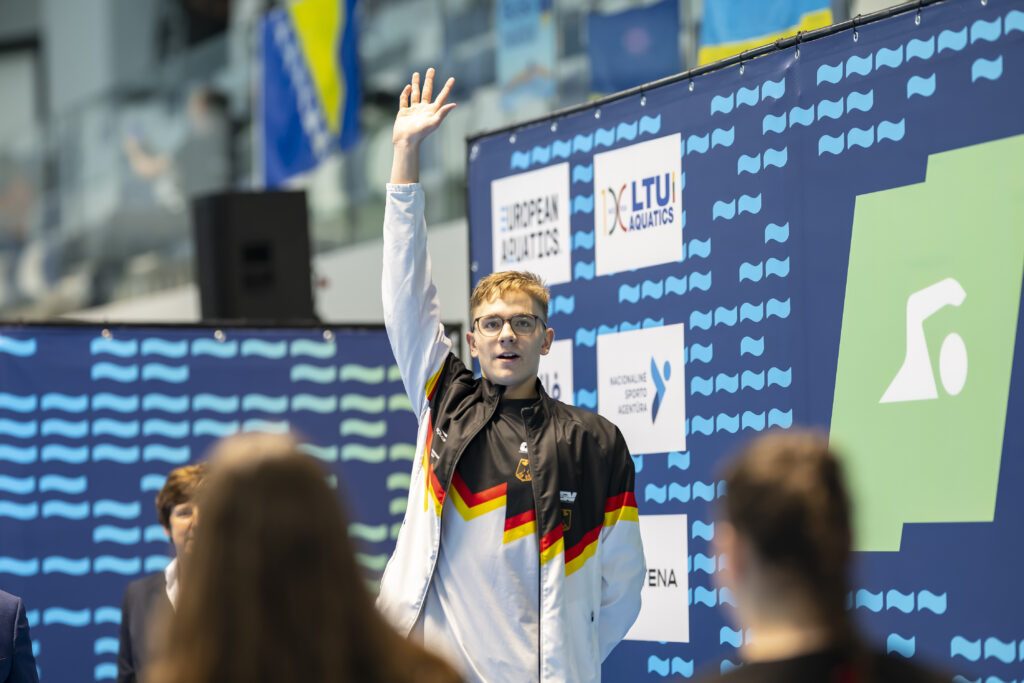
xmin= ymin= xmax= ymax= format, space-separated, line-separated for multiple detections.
xmin=421 ymin=67 xmax=435 ymax=104
xmin=435 ymin=102 xmax=457 ymax=123
xmin=434 ymin=77 xmax=455 ymax=108
xmin=410 ymin=71 xmax=421 ymax=104
xmin=399 ymin=84 xmax=410 ymax=109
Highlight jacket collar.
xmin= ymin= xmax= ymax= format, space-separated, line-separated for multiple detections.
xmin=482 ymin=376 xmax=553 ymax=430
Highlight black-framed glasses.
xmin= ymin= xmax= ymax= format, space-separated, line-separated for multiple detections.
xmin=473 ymin=314 xmax=546 ymax=337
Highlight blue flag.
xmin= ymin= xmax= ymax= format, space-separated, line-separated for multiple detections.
xmin=260 ymin=0 xmax=360 ymax=188
xmin=587 ymin=0 xmax=682 ymax=94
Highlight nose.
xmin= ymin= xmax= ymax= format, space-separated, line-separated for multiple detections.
xmin=498 ymin=320 xmax=518 ymax=342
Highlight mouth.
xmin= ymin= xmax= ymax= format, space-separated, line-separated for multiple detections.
xmin=495 ymin=351 xmax=520 ymax=362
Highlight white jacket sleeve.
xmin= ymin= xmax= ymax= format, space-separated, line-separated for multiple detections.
xmin=382 ymin=183 xmax=453 ymax=419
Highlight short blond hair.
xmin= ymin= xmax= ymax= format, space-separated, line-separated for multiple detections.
xmin=470 ymin=271 xmax=549 ymax=319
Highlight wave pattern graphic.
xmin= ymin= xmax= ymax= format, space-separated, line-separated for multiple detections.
xmin=765 ymin=222 xmax=789 ymax=243
xmin=550 ymin=295 xmax=575 ymax=315
xmin=887 ymin=634 xmax=916 ymax=658
xmin=92 ymin=363 xmax=139 ymax=383
xmin=43 ymin=556 xmax=90 ymax=575
xmin=301 ymin=444 xmax=338 ymax=462
xmin=242 ymin=394 xmax=288 ymax=413
xmin=846 ymin=90 xmax=874 ymax=113
xmin=141 ymin=338 xmax=187 ymax=358
xmin=242 ymin=419 xmax=290 ymax=434
xmin=917 ymin=590 xmax=947 ymax=614
xmin=711 ymin=94 xmax=733 ymax=115
xmin=819 ymin=133 xmax=845 ymax=156
xmin=907 ymin=74 xmax=937 ymax=98
xmin=41 ymin=393 xmax=88 ymax=412
xmin=876 ymin=45 xmax=903 ymax=69
xmin=93 ymin=500 xmax=141 ymax=519
xmin=0 ymin=557 xmax=38 ymax=576
xmin=846 ymin=54 xmax=873 ymax=77
xmin=140 ymin=474 xmax=166 ymax=492
xmin=0 ymin=475 xmax=33 ymax=495
xmin=856 ymin=589 xmax=884 ymax=612
xmin=142 ymin=363 xmax=189 ymax=383
xmin=572 ymin=230 xmax=594 ymax=250
xmin=736 ymin=86 xmax=758 ymax=108
xmin=817 ymin=98 xmax=844 ymax=120
xmin=188 ymin=338 xmax=237 ymax=358
xmin=571 ymin=164 xmax=593 ymax=184
xmin=938 ymin=27 xmax=968 ymax=53
xmin=877 ymin=119 xmax=906 ymax=142
xmin=241 ymin=339 xmax=288 ymax=359
xmin=0 ymin=445 xmax=36 ymax=464
xmin=817 ymin=62 xmax=842 ymax=85
xmin=93 ymin=419 xmax=139 ymax=439
xmin=291 ymin=364 xmax=337 ymax=383
xmin=143 ymin=393 xmax=188 ymax=413
xmin=290 ymin=339 xmax=336 ymax=359
xmin=1009 ymin=9 xmax=1024 ymax=34
xmin=93 ymin=393 xmax=139 ymax=413
xmin=971 ymin=17 xmax=1002 ymax=43
xmin=848 ymin=126 xmax=875 ymax=150
xmin=692 ymin=520 xmax=715 ymax=541
xmin=907 ymin=36 xmax=935 ymax=61
xmin=571 ymin=195 xmax=594 ymax=214
xmin=886 ymin=589 xmax=915 ymax=613
xmin=762 ymin=113 xmax=786 ymax=134
xmin=951 ymin=636 xmax=982 ymax=661
xmin=142 ymin=419 xmax=188 ymax=438
xmin=42 ymin=444 xmax=87 ymax=463
xmin=340 ymin=419 xmax=387 ymax=439
xmin=94 ymin=606 xmax=121 ymax=624
xmin=711 ymin=127 xmax=735 ymax=148
xmin=0 ymin=393 xmax=36 ymax=413
xmin=44 ymin=607 xmax=90 ymax=627
xmin=340 ymin=364 xmax=386 ymax=384
xmin=341 ymin=394 xmax=385 ymax=414
xmin=0 ymin=336 xmax=36 ymax=357
xmin=972 ymin=56 xmax=1004 ymax=82
xmin=93 ymin=526 xmax=141 ymax=544
xmin=0 ymin=501 xmax=38 ymax=519
xmin=143 ymin=444 xmax=190 ymax=463
xmin=94 ymin=556 xmax=141 ymax=574
xmin=90 ymin=337 xmax=137 ymax=357
xmin=291 ymin=394 xmax=337 ymax=413
xmin=40 ymin=474 xmax=86 ymax=494
xmin=508 ymin=115 xmax=661 ymax=170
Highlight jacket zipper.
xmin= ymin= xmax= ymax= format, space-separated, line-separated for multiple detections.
xmin=522 ymin=406 xmax=543 ymax=683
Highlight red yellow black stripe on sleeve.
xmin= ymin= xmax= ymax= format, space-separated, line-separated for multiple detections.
xmin=564 ymin=492 xmax=639 ymax=576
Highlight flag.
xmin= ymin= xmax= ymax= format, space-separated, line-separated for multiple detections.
xmin=260 ymin=0 xmax=360 ymax=188
xmin=588 ymin=0 xmax=682 ymax=94
xmin=698 ymin=0 xmax=832 ymax=65
xmin=497 ymin=0 xmax=556 ymax=111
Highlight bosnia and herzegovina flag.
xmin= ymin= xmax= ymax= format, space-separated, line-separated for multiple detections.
xmin=698 ymin=0 xmax=833 ymax=66
xmin=261 ymin=0 xmax=360 ymax=188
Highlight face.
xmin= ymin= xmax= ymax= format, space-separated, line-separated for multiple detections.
xmin=164 ymin=501 xmax=198 ymax=557
xmin=467 ymin=290 xmax=554 ymax=399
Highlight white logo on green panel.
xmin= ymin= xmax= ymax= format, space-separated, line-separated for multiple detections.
xmin=830 ymin=135 xmax=1024 ymax=551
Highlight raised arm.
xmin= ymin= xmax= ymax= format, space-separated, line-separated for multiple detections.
xmin=383 ymin=69 xmax=459 ymax=417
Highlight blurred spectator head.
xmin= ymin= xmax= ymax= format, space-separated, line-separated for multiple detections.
xmin=155 ymin=462 xmax=206 ymax=556
xmin=149 ymin=432 xmax=461 ymax=683
xmin=714 ymin=430 xmax=853 ymax=638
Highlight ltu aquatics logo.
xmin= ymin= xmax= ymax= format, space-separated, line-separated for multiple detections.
xmin=602 ymin=172 xmax=677 ymax=235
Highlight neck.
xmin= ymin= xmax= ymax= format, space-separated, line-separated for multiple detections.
xmin=502 ymin=377 xmax=538 ymax=400
xmin=740 ymin=618 xmax=834 ymax=662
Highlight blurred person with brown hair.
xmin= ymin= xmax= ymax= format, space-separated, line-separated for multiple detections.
xmin=117 ymin=463 xmax=205 ymax=683
xmin=148 ymin=433 xmax=462 ymax=683
xmin=700 ymin=430 xmax=948 ymax=682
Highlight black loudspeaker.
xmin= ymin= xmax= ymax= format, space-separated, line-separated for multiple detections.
xmin=192 ymin=191 xmax=316 ymax=322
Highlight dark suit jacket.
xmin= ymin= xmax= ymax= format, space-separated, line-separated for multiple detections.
xmin=0 ymin=590 xmax=38 ymax=683
xmin=118 ymin=573 xmax=172 ymax=683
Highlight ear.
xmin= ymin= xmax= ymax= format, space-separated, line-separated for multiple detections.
xmin=539 ymin=326 xmax=554 ymax=355
xmin=466 ymin=330 xmax=479 ymax=359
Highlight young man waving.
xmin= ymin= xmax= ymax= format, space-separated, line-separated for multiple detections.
xmin=377 ymin=68 xmax=644 ymax=683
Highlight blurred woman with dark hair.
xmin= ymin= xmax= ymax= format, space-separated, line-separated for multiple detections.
xmin=701 ymin=430 xmax=948 ymax=682
xmin=148 ymin=433 xmax=461 ymax=683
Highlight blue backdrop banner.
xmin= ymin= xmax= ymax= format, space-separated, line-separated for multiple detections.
xmin=0 ymin=324 xmax=424 ymax=681
xmin=467 ymin=0 xmax=1024 ymax=680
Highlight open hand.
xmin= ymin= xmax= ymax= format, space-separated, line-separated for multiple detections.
xmin=392 ymin=68 xmax=456 ymax=148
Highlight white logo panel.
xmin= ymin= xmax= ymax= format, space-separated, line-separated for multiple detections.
xmin=625 ymin=513 xmax=689 ymax=643
xmin=597 ymin=324 xmax=686 ymax=455
xmin=593 ymin=134 xmax=683 ymax=276
xmin=538 ymin=338 xmax=574 ymax=405
xmin=490 ymin=163 xmax=571 ymax=285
